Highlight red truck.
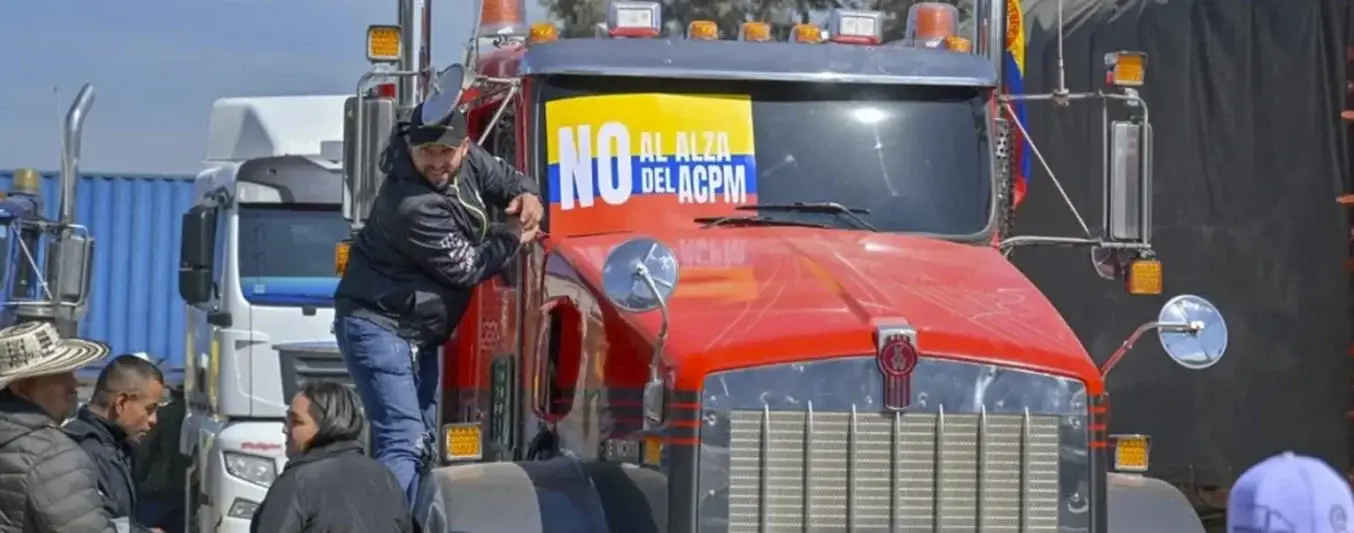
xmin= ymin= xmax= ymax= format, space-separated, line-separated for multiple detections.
xmin=337 ymin=1 xmax=1229 ymax=531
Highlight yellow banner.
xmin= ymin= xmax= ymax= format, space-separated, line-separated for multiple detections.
xmin=544 ymin=93 xmax=759 ymax=235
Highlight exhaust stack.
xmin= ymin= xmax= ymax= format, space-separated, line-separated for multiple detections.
xmin=59 ymin=84 xmax=94 ymax=226
xmin=17 ymin=84 xmax=97 ymax=336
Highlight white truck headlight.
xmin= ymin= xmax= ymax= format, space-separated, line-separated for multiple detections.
xmin=223 ymin=452 xmax=277 ymax=487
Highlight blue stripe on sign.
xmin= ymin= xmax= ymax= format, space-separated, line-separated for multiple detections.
xmin=546 ymin=154 xmax=758 ymax=203
xmin=240 ymin=276 xmax=338 ymax=307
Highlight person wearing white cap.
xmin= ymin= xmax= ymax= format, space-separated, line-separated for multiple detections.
xmin=0 ymin=321 xmax=124 ymax=532
xmin=1228 ymin=451 xmax=1354 ymax=532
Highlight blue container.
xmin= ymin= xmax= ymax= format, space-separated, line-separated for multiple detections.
xmin=0 ymin=170 xmax=195 ymax=379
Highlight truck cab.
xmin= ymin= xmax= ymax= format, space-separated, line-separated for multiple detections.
xmin=330 ymin=1 xmax=1227 ymax=531
xmin=177 ymin=96 xmax=351 ymax=532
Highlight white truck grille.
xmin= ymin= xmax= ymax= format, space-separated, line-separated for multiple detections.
xmin=726 ymin=406 xmax=1062 ymax=532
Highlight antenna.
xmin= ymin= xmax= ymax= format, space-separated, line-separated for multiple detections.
xmin=1054 ymin=0 xmax=1068 ymax=99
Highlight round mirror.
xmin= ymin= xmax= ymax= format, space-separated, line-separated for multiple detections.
xmin=419 ymin=64 xmax=467 ymax=125
xmin=602 ymin=238 xmax=680 ymax=313
xmin=1156 ymin=294 xmax=1228 ymax=370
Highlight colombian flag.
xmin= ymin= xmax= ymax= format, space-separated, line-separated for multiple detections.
xmin=1004 ymin=0 xmax=1030 ymax=207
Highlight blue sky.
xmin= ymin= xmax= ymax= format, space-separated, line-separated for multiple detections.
xmin=0 ymin=0 xmax=544 ymax=175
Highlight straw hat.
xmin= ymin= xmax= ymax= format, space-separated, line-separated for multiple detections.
xmin=0 ymin=322 xmax=109 ymax=389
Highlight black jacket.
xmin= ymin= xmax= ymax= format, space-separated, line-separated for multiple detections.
xmin=0 ymin=391 xmax=119 ymax=533
xmin=250 ymin=440 xmax=413 ymax=533
xmin=336 ymin=142 xmax=536 ymax=346
xmin=132 ymin=391 xmax=187 ymax=500
xmin=63 ymin=406 xmax=152 ymax=533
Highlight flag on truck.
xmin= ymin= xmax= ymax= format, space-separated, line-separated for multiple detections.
xmin=1004 ymin=0 xmax=1030 ymax=207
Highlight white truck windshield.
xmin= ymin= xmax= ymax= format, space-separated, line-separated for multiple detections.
xmin=237 ymin=204 xmax=348 ymax=307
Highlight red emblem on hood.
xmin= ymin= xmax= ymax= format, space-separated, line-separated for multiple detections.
xmin=879 ymin=335 xmax=919 ymax=411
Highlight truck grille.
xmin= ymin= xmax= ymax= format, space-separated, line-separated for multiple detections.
xmin=726 ymin=406 xmax=1062 ymax=532
xmin=278 ymin=346 xmax=351 ymax=402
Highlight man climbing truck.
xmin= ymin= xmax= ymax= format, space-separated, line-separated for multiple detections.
xmin=326 ymin=0 xmax=1229 ymax=531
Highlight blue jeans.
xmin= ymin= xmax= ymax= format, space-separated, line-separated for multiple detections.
xmin=334 ymin=314 xmax=439 ymax=506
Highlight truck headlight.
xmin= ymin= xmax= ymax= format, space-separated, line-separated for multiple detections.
xmin=223 ymin=452 xmax=277 ymax=487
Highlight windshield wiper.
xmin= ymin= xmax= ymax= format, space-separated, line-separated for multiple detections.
xmin=735 ymin=202 xmax=878 ymax=232
xmin=694 ymin=216 xmax=833 ymax=229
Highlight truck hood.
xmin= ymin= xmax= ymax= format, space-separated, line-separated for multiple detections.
xmin=560 ymin=229 xmax=1099 ymax=392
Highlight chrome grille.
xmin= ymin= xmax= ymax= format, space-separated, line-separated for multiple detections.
xmin=278 ymin=346 xmax=352 ymax=401
xmin=726 ymin=406 xmax=1062 ymax=532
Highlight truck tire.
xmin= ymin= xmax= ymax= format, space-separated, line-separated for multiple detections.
xmin=1107 ymin=473 xmax=1206 ymax=533
xmin=413 ymin=457 xmax=610 ymax=533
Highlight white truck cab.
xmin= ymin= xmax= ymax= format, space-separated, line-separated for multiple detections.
xmin=177 ymin=96 xmax=351 ymax=533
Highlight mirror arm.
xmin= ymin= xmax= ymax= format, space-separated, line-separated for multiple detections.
xmin=998 ymin=236 xmax=1151 ymax=254
xmin=1100 ymin=320 xmax=1203 ymax=379
xmin=476 ymin=84 xmax=520 ymax=146
xmin=636 ymin=263 xmax=671 ymax=432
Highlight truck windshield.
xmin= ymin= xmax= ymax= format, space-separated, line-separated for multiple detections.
xmin=538 ymin=76 xmax=992 ymax=236
xmin=237 ymin=203 xmax=348 ymax=307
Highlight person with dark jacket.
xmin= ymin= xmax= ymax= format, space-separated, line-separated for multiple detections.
xmin=0 ymin=321 xmax=123 ymax=533
xmin=64 ymin=355 xmax=166 ymax=533
xmin=252 ymin=381 xmax=412 ymax=533
xmin=334 ymin=101 xmax=542 ymax=504
xmin=132 ymin=386 xmax=187 ymax=533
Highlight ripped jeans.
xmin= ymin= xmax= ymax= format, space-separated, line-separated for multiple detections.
xmin=334 ymin=314 xmax=439 ymax=507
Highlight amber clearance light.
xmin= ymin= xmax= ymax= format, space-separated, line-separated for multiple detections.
xmin=687 ymin=20 xmax=719 ymax=40
xmin=790 ymin=23 xmax=823 ymax=44
xmin=739 ymin=21 xmax=772 ymax=42
xmin=1125 ymin=258 xmax=1162 ymax=296
xmin=335 ymin=241 xmax=351 ymax=276
xmin=528 ymin=22 xmax=559 ymax=44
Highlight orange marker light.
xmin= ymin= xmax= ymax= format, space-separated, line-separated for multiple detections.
xmin=687 ymin=20 xmax=718 ymax=40
xmin=944 ymin=36 xmax=972 ymax=52
xmin=905 ymin=2 xmax=958 ymax=47
xmin=739 ymin=22 xmax=772 ymax=42
xmin=790 ymin=23 xmax=823 ymax=44
xmin=528 ymin=22 xmax=559 ymax=44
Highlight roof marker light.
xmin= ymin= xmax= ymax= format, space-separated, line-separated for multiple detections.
xmin=828 ymin=9 xmax=884 ymax=46
xmin=944 ymin=35 xmax=972 ymax=53
xmin=607 ymin=1 xmax=662 ymax=39
xmin=687 ymin=20 xmax=718 ymax=40
xmin=739 ymin=22 xmax=772 ymax=42
xmin=904 ymin=2 xmax=958 ymax=48
xmin=1105 ymin=51 xmax=1148 ymax=87
xmin=528 ymin=22 xmax=559 ymax=44
xmin=790 ymin=23 xmax=824 ymax=44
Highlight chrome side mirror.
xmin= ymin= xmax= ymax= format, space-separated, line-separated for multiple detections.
xmin=1100 ymin=294 xmax=1228 ymax=378
xmin=419 ymin=64 xmax=467 ymax=125
xmin=601 ymin=237 xmax=680 ymax=431
xmin=1156 ymin=294 xmax=1228 ymax=369
xmin=1106 ymin=120 xmax=1152 ymax=242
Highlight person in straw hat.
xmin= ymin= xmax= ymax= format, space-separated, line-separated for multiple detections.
xmin=0 ymin=321 xmax=125 ymax=532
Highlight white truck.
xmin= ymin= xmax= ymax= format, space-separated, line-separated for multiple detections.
xmin=176 ymin=96 xmax=352 ymax=533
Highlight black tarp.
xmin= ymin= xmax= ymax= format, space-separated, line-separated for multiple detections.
xmin=1008 ymin=0 xmax=1352 ymax=486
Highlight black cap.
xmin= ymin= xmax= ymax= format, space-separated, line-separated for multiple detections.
xmin=406 ymin=103 xmax=469 ymax=147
